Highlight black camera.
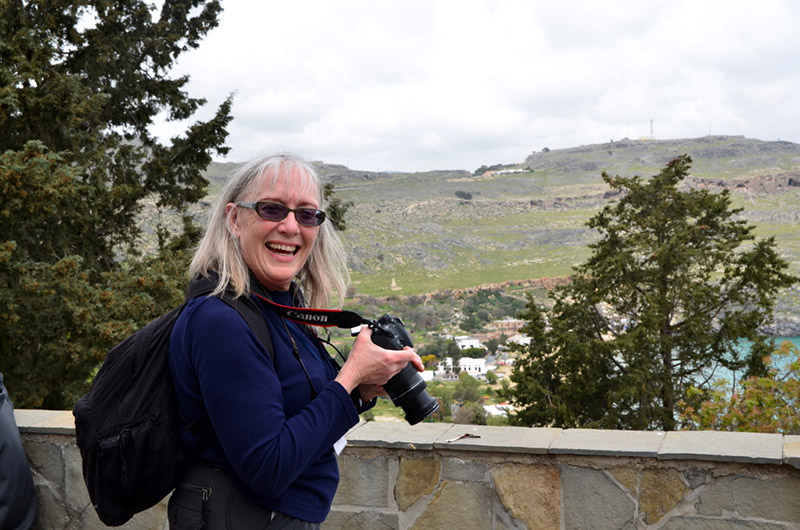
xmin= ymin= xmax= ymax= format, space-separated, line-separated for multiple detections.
xmin=368 ymin=314 xmax=439 ymax=425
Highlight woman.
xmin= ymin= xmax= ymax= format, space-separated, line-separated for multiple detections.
xmin=168 ymin=153 xmax=422 ymax=529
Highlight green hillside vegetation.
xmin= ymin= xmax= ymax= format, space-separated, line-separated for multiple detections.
xmin=197 ymin=135 xmax=800 ymax=336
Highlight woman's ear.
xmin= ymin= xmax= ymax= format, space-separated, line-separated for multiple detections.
xmin=225 ymin=202 xmax=241 ymax=238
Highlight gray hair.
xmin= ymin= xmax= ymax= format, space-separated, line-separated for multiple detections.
xmin=189 ymin=153 xmax=349 ymax=308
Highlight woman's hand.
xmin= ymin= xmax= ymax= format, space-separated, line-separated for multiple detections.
xmin=334 ymin=326 xmax=424 ymax=394
xmin=357 ymin=384 xmax=386 ymax=402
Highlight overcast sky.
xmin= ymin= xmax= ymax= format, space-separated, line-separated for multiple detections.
xmin=152 ymin=0 xmax=800 ymax=172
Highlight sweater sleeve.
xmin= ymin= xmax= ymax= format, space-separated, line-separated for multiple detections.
xmin=351 ymin=389 xmax=378 ymax=413
xmin=174 ymin=297 xmax=360 ymax=499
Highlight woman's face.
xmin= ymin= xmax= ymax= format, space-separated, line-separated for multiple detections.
xmin=227 ymin=167 xmax=321 ymax=291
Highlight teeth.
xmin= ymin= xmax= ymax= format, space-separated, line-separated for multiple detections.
xmin=267 ymin=243 xmax=298 ymax=254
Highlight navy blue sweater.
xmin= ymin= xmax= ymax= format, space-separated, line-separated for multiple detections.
xmin=169 ymin=289 xmax=360 ymax=523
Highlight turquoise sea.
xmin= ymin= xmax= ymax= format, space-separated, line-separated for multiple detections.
xmin=772 ymin=336 xmax=800 ymax=348
xmin=739 ymin=336 xmax=800 ymax=360
xmin=755 ymin=336 xmax=799 ymax=348
xmin=707 ymin=336 xmax=800 ymax=385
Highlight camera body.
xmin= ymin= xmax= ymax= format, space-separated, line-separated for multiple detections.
xmin=369 ymin=314 xmax=439 ymax=425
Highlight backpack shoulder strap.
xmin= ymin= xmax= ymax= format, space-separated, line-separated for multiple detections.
xmin=182 ymin=278 xmax=274 ymax=456
xmin=184 ymin=277 xmax=273 ymax=360
xmin=218 ymin=293 xmax=274 ymax=361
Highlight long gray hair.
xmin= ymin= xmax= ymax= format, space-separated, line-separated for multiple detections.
xmin=189 ymin=153 xmax=349 ymax=309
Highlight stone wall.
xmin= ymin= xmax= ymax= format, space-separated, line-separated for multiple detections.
xmin=15 ymin=409 xmax=800 ymax=529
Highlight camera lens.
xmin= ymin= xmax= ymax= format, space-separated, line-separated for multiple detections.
xmin=369 ymin=314 xmax=439 ymax=425
xmin=383 ymin=363 xmax=439 ymax=425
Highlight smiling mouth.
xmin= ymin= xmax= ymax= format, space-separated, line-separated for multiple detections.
xmin=266 ymin=242 xmax=299 ymax=256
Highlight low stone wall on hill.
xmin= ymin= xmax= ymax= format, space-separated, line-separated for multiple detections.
xmin=15 ymin=409 xmax=800 ymax=530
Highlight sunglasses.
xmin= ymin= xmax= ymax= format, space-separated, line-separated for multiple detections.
xmin=236 ymin=201 xmax=327 ymax=227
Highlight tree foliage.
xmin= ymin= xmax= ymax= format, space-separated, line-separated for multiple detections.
xmin=453 ymin=402 xmax=487 ymax=425
xmin=1 ymin=0 xmax=231 ymax=407
xmin=453 ymin=372 xmax=483 ymax=403
xmin=417 ymin=336 xmax=460 ymax=361
xmin=503 ymin=156 xmax=797 ymax=431
xmin=460 ymin=347 xmax=486 ymax=359
xmin=484 ymin=337 xmax=502 ymax=355
xmin=420 ymin=354 xmax=438 ymax=370
xmin=473 ymin=163 xmax=506 ymax=176
xmin=322 ymin=183 xmax=353 ymax=231
xmin=679 ymin=341 xmax=800 ymax=434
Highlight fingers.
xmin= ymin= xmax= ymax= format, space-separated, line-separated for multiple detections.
xmin=404 ymin=347 xmax=425 ymax=372
xmin=343 ymin=328 xmax=424 ymax=387
xmin=382 ymin=346 xmax=422 ymax=376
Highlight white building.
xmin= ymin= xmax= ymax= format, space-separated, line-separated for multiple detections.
xmin=437 ymin=358 xmax=454 ymax=373
xmin=454 ymin=336 xmax=484 ymax=350
xmin=437 ymin=357 xmax=489 ymax=377
xmin=459 ymin=357 xmax=486 ymax=376
xmin=506 ymin=333 xmax=531 ymax=347
xmin=483 ymin=404 xmax=512 ymax=417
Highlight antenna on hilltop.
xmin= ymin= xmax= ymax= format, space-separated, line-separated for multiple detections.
xmin=650 ymin=119 xmax=654 ymax=140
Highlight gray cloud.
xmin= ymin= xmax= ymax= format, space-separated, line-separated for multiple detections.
xmin=152 ymin=0 xmax=800 ymax=171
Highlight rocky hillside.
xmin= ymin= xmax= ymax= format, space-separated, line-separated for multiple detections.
xmin=199 ymin=136 xmax=800 ymax=332
xmin=523 ymin=136 xmax=800 ymax=181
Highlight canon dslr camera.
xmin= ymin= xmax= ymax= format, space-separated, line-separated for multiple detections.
xmin=368 ymin=314 xmax=439 ymax=425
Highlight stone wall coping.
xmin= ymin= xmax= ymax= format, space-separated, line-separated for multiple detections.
xmin=15 ymin=409 xmax=800 ymax=469
xmin=15 ymin=409 xmax=75 ymax=435
xmin=785 ymin=435 xmax=800 ymax=468
xmin=658 ymin=429 xmax=784 ymax=465
xmin=549 ymin=428 xmax=666 ymax=457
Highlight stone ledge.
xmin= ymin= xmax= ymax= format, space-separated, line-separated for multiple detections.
xmin=346 ymin=420 xmax=452 ymax=450
xmin=550 ymin=428 xmax=666 ymax=457
xmin=15 ymin=410 xmax=800 ymax=467
xmin=784 ymin=435 xmax=800 ymax=468
xmin=15 ymin=409 xmax=75 ymax=435
xmin=431 ymin=424 xmax=560 ymax=454
xmin=659 ymin=430 xmax=784 ymax=465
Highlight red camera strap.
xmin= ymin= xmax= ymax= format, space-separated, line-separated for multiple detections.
xmin=251 ymin=292 xmax=367 ymax=329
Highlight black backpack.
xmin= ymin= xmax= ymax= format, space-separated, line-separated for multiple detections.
xmin=73 ymin=278 xmax=273 ymax=526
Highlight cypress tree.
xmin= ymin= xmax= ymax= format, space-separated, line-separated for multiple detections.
xmin=0 ymin=0 xmax=231 ymax=407
xmin=505 ymin=155 xmax=797 ymax=430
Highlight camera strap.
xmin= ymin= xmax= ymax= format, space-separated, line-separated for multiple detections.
xmin=251 ymin=292 xmax=368 ymax=329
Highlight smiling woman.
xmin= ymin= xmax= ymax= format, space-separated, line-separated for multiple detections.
xmin=226 ymin=167 xmax=324 ymax=292
xmin=168 ymin=153 xmax=425 ymax=528
xmin=191 ymin=154 xmax=347 ymax=308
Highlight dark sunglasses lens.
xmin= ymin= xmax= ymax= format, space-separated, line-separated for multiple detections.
xmin=296 ymin=209 xmax=325 ymax=226
xmin=257 ymin=203 xmax=289 ymax=221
